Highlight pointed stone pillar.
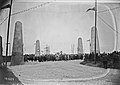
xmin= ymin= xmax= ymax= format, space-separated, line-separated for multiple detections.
xmin=11 ymin=21 xmax=24 ymax=65
xmin=90 ymin=26 xmax=100 ymax=54
xmin=77 ymin=37 xmax=83 ymax=55
xmin=35 ymin=40 xmax=40 ymax=57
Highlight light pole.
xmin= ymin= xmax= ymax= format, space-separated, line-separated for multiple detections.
xmin=5 ymin=0 xmax=13 ymax=67
xmin=0 ymin=1 xmax=13 ymax=67
xmin=8 ymin=43 xmax=11 ymax=56
xmin=94 ymin=0 xmax=97 ymax=64
xmin=87 ymin=0 xmax=97 ymax=64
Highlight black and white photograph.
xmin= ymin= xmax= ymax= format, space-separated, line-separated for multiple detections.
xmin=0 ymin=0 xmax=120 ymax=85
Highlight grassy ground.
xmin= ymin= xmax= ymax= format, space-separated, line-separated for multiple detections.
xmin=8 ymin=60 xmax=107 ymax=82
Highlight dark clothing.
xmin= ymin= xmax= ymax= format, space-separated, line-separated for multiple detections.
xmin=102 ymin=55 xmax=108 ymax=69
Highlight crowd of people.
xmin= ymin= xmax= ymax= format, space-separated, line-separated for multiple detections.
xmin=83 ymin=51 xmax=120 ymax=69
xmin=24 ymin=53 xmax=83 ymax=62
xmin=24 ymin=51 xmax=120 ymax=69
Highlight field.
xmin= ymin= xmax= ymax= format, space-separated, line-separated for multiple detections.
xmin=8 ymin=60 xmax=109 ymax=84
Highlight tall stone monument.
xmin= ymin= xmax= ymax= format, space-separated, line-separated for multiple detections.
xmin=90 ymin=26 xmax=100 ymax=54
xmin=0 ymin=36 xmax=3 ymax=67
xmin=77 ymin=37 xmax=83 ymax=55
xmin=35 ymin=40 xmax=40 ymax=56
xmin=11 ymin=21 xmax=24 ymax=65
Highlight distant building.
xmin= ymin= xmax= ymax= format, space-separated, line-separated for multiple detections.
xmin=35 ymin=40 xmax=40 ymax=56
xmin=11 ymin=21 xmax=24 ymax=65
xmin=45 ymin=45 xmax=50 ymax=55
xmin=77 ymin=37 xmax=83 ymax=55
xmin=90 ymin=26 xmax=100 ymax=54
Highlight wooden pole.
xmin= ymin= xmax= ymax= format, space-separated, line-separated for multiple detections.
xmin=5 ymin=0 xmax=13 ymax=67
xmin=94 ymin=0 xmax=97 ymax=64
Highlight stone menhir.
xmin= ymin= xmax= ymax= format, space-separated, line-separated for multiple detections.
xmin=35 ymin=40 xmax=40 ymax=56
xmin=0 ymin=36 xmax=3 ymax=67
xmin=11 ymin=21 xmax=24 ymax=65
xmin=77 ymin=37 xmax=83 ymax=55
xmin=90 ymin=26 xmax=100 ymax=54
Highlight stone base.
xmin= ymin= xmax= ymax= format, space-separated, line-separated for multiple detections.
xmin=10 ymin=55 xmax=24 ymax=66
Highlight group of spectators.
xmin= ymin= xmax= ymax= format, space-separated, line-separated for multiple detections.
xmin=83 ymin=51 xmax=120 ymax=69
xmin=24 ymin=51 xmax=120 ymax=69
xmin=24 ymin=53 xmax=83 ymax=62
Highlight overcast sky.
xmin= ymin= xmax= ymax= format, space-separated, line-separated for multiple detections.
xmin=0 ymin=0 xmax=120 ymax=55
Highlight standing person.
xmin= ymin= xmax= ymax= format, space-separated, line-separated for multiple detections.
xmin=113 ymin=51 xmax=119 ymax=68
xmin=102 ymin=53 xmax=108 ymax=69
xmin=118 ymin=52 xmax=120 ymax=69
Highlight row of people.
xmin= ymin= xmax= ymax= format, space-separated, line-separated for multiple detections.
xmin=83 ymin=51 xmax=120 ymax=69
xmin=24 ymin=54 xmax=83 ymax=62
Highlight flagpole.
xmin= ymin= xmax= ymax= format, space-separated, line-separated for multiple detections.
xmin=5 ymin=0 xmax=13 ymax=67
